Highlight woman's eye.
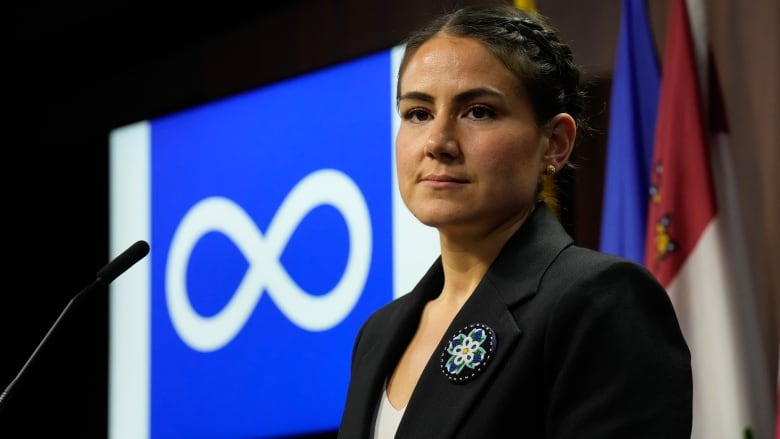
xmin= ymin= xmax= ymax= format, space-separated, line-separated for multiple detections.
xmin=404 ymin=108 xmax=431 ymax=122
xmin=467 ymin=105 xmax=497 ymax=120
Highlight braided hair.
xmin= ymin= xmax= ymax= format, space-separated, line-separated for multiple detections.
xmin=396 ymin=4 xmax=588 ymax=214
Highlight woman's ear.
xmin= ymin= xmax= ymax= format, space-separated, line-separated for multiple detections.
xmin=543 ymin=113 xmax=576 ymax=171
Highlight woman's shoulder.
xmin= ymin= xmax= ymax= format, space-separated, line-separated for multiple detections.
xmin=373 ymin=289 xmax=421 ymax=318
xmin=555 ymin=244 xmax=656 ymax=280
xmin=349 ymin=292 xmax=420 ymax=357
xmin=357 ymin=292 xmax=415 ymax=333
xmin=540 ymin=244 xmax=672 ymax=312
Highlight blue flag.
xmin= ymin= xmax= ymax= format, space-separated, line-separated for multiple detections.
xmin=599 ymin=0 xmax=660 ymax=264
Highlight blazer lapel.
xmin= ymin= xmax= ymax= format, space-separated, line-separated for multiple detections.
xmin=342 ymin=260 xmax=445 ymax=436
xmin=395 ymin=204 xmax=572 ymax=437
xmin=396 ymin=283 xmax=523 ymax=438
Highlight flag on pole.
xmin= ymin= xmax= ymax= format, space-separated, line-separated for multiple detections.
xmin=598 ymin=0 xmax=660 ymax=264
xmin=645 ymin=0 xmax=772 ymax=437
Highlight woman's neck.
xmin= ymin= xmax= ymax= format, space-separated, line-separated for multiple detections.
xmin=436 ymin=206 xmax=532 ymax=301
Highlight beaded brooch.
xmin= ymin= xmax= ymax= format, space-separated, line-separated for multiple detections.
xmin=440 ymin=323 xmax=497 ymax=384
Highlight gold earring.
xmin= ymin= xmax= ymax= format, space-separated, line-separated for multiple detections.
xmin=545 ymin=164 xmax=557 ymax=175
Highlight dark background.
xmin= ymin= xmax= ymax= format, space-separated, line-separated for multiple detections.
xmin=0 ymin=0 xmax=644 ymax=437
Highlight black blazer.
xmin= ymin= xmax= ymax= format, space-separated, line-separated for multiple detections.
xmin=338 ymin=204 xmax=692 ymax=438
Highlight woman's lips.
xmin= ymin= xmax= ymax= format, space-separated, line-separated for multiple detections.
xmin=420 ymin=174 xmax=468 ymax=188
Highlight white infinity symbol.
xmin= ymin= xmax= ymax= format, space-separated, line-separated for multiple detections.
xmin=166 ymin=169 xmax=372 ymax=352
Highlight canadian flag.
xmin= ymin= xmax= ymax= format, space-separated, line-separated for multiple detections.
xmin=644 ymin=0 xmax=774 ymax=437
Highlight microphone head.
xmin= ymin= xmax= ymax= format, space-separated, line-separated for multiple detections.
xmin=96 ymin=240 xmax=150 ymax=286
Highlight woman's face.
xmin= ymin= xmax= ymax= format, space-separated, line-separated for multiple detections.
xmin=396 ymin=35 xmax=550 ymax=237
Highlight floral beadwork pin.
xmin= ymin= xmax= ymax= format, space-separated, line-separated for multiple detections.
xmin=440 ymin=323 xmax=497 ymax=384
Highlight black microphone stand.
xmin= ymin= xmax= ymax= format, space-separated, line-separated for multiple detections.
xmin=0 ymin=240 xmax=149 ymax=415
xmin=0 ymin=277 xmax=103 ymax=412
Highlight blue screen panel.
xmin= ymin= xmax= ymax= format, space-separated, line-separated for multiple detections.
xmin=149 ymin=50 xmax=392 ymax=438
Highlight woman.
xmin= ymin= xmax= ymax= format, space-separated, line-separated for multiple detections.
xmin=338 ymin=4 xmax=692 ymax=438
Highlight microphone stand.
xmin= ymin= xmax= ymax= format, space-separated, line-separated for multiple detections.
xmin=0 ymin=278 xmax=102 ymax=412
xmin=0 ymin=239 xmax=149 ymax=415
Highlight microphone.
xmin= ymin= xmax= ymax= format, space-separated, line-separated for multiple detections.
xmin=96 ymin=239 xmax=150 ymax=286
xmin=0 ymin=239 xmax=150 ymax=412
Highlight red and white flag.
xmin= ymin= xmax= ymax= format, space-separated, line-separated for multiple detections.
xmin=645 ymin=0 xmax=773 ymax=437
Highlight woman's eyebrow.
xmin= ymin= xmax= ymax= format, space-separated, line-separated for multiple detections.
xmin=397 ymin=91 xmax=434 ymax=104
xmin=452 ymin=87 xmax=504 ymax=104
xmin=397 ymin=87 xmax=503 ymax=105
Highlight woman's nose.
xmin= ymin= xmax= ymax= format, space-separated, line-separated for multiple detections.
xmin=424 ymin=118 xmax=461 ymax=161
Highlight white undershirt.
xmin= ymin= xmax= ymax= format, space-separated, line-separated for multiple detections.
xmin=373 ymin=384 xmax=405 ymax=439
